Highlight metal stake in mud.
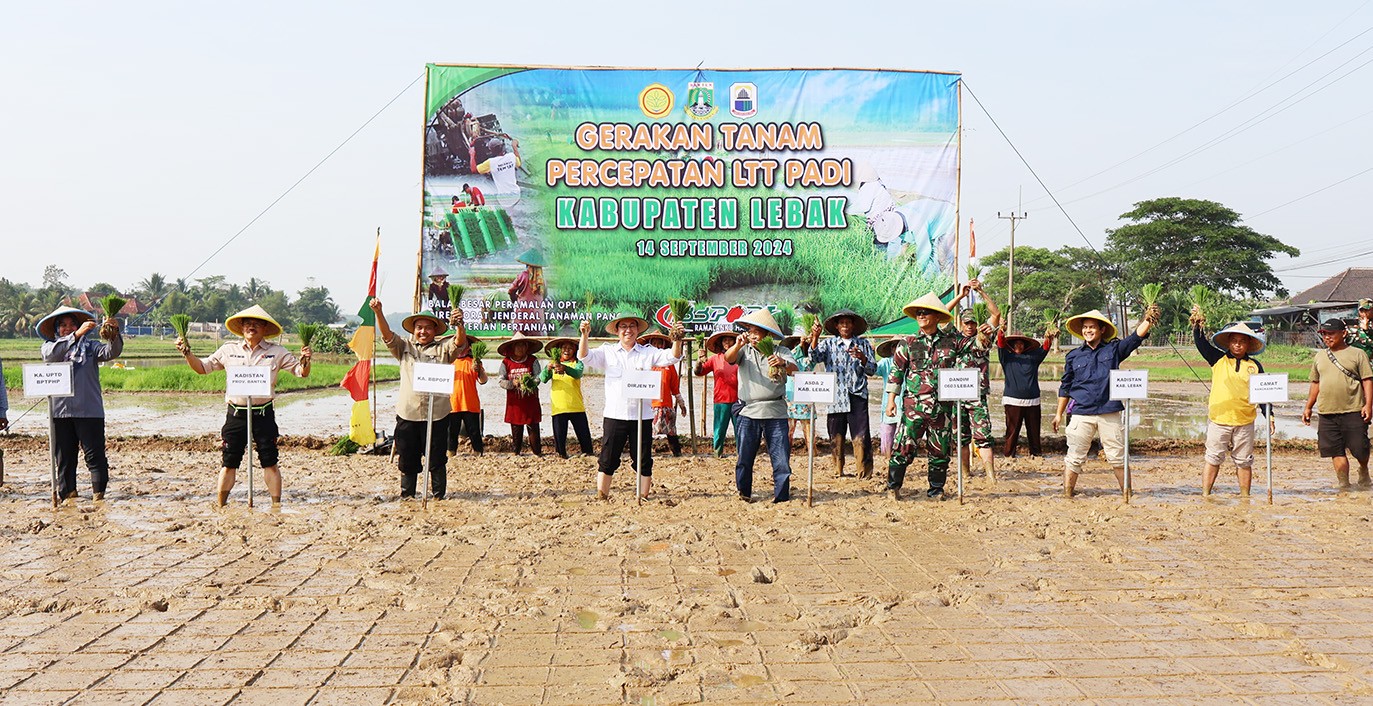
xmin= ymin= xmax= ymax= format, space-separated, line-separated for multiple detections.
xmin=937 ymin=368 xmax=979 ymax=505
xmin=791 ymin=372 xmax=834 ymax=508
xmin=636 ymin=398 xmax=646 ymax=506
xmin=409 ymin=362 xmax=456 ymax=511
xmin=246 ymin=402 xmax=255 ymax=508
xmin=423 ymin=394 xmax=435 ymax=510
xmin=1109 ymin=370 xmax=1148 ymax=504
xmin=1248 ymin=373 xmax=1288 ymax=506
xmin=226 ymin=366 xmax=273 ymax=509
xmin=23 ymin=362 xmax=74 ymax=509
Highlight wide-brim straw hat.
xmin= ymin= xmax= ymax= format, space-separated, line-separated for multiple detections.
xmin=705 ymin=330 xmax=738 ymax=354
xmin=1002 ymin=333 xmax=1040 ymax=350
xmin=823 ymin=309 xmax=869 ymax=337
xmin=226 ymin=305 xmax=284 ymax=338
xmin=900 ymin=293 xmax=953 ymax=324
xmin=401 ymin=310 xmax=449 ymax=336
xmin=875 ymin=337 xmax=901 ymax=359
xmin=638 ymin=332 xmax=672 ymax=348
xmin=605 ymin=315 xmax=651 ymax=336
xmin=734 ymin=308 xmax=784 ymax=338
xmin=35 ymin=306 xmax=96 ymax=342
xmin=516 ymin=249 xmax=548 ymax=268
xmin=498 ymin=331 xmax=544 ymax=358
xmin=545 ymin=336 xmax=577 ymax=353
xmin=1065 ymin=310 xmax=1118 ymax=341
xmin=1212 ymin=322 xmax=1266 ymax=356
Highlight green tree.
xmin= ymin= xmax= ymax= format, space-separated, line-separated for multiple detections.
xmin=1105 ymin=197 xmax=1299 ymax=299
xmin=979 ymin=245 xmax=1111 ymax=329
xmin=292 ymin=286 xmax=341 ymax=324
xmin=137 ymin=273 xmax=168 ymax=302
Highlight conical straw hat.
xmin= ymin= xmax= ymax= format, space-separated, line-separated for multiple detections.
xmin=1065 ymin=310 xmax=1117 ymax=341
xmin=226 ymin=305 xmax=284 ymax=338
xmin=900 ymin=293 xmax=953 ymax=325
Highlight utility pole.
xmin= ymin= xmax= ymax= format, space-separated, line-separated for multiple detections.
xmin=998 ymin=209 xmax=1027 ymax=332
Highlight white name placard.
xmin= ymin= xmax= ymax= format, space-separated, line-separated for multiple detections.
xmin=1109 ymin=370 xmax=1149 ymax=400
xmin=412 ymin=362 xmax=456 ymax=394
xmin=23 ymin=363 xmax=74 ymax=398
xmin=792 ymin=372 xmax=836 ymax=404
xmin=1249 ymin=373 xmax=1289 ymax=404
xmin=624 ymin=369 xmax=662 ymax=400
xmin=937 ymin=369 xmax=981 ymax=401
xmin=226 ymin=366 xmax=274 ymax=397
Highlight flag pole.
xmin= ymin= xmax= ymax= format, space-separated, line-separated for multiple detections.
xmin=371 ymin=227 xmax=380 ymax=445
xmin=954 ymin=77 xmax=963 ymax=294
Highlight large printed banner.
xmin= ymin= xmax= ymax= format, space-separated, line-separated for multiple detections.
xmin=420 ymin=64 xmax=959 ymax=335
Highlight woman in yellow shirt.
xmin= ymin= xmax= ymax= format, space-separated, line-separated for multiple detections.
xmin=541 ymin=337 xmax=594 ymax=458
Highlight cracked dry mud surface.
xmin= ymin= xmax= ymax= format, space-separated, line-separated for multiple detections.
xmin=1 ymin=440 xmax=1372 ymax=704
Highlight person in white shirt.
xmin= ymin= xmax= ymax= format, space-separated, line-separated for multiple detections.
xmin=579 ymin=316 xmax=684 ymax=501
xmin=476 ymin=139 xmax=523 ymax=206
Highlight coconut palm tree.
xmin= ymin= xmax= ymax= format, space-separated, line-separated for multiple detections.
xmin=138 ymin=273 xmax=168 ymax=302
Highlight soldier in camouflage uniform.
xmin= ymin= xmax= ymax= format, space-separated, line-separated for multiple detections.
xmin=885 ymin=292 xmax=979 ymax=500
xmin=948 ymin=280 xmax=1003 ymax=483
xmin=1350 ymin=299 xmax=1373 ymax=358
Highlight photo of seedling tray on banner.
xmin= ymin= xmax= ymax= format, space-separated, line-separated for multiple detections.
xmin=417 ymin=65 xmax=962 ymax=337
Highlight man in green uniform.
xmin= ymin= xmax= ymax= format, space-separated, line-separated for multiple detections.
xmin=885 ymin=292 xmax=978 ymax=500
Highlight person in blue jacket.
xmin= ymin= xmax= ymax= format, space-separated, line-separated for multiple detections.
xmin=1052 ymin=305 xmax=1157 ymax=497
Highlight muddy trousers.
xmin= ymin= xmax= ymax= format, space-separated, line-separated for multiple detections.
xmin=395 ymin=416 xmax=448 ymax=499
xmin=511 ymin=424 xmax=542 ymax=456
xmin=446 ymin=411 xmax=484 ymax=454
xmin=53 ymin=417 xmax=108 ymax=498
xmin=598 ymin=418 xmax=653 ymax=477
xmin=552 ymin=412 xmax=594 ymax=458
xmin=734 ymin=416 xmax=791 ymax=502
xmin=827 ymin=395 xmax=873 ymax=477
xmin=712 ymin=403 xmax=736 ymax=454
xmin=887 ymin=411 xmax=952 ymax=492
xmin=1002 ymin=404 xmax=1042 ymax=457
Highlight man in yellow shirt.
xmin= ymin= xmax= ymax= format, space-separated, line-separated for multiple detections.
xmin=1193 ymin=318 xmax=1271 ymax=496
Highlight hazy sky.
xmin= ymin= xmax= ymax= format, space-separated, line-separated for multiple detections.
xmin=4 ymin=1 xmax=1369 ymax=310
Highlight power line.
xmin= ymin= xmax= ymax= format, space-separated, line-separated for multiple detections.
xmin=1030 ymin=17 xmax=1373 ymax=203
xmin=1250 ymin=165 xmax=1373 ymax=219
xmin=179 ymin=73 xmax=424 ymax=286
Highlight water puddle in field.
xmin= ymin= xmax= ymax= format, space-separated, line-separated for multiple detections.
xmin=730 ymin=673 xmax=767 ymax=688
xmin=574 ymin=609 xmax=599 ymax=629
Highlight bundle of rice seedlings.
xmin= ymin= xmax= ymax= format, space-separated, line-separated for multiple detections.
xmin=1187 ymin=285 xmax=1214 ymax=326
xmin=516 ymin=372 xmax=539 ymax=396
xmin=296 ymin=323 xmax=321 ymax=349
xmin=170 ymin=314 xmax=191 ymax=340
xmin=1140 ymin=283 xmax=1164 ymax=308
xmin=1141 ymin=283 xmax=1164 ymax=323
xmin=800 ymin=311 xmax=818 ymax=337
xmin=100 ymin=295 xmax=127 ymax=340
xmin=972 ymin=302 xmax=990 ymax=325
xmin=668 ymin=298 xmax=691 ymax=326
xmin=447 ymin=283 xmax=465 ymax=304
xmin=966 ymin=263 xmax=983 ymax=282
xmin=773 ymin=304 xmax=796 ymax=337
xmin=469 ymin=340 xmax=489 ymax=363
xmin=754 ymin=335 xmax=785 ymax=381
xmin=1041 ymin=308 xmax=1061 ymax=330
xmin=328 ymin=437 xmax=361 ymax=456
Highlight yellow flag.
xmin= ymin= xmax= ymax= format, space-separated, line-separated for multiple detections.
xmin=349 ymin=399 xmax=376 ymax=446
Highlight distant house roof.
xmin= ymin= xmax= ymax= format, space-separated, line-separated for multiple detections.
xmin=1289 ymin=268 xmax=1373 ymax=305
xmin=72 ymin=292 xmax=148 ymax=316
